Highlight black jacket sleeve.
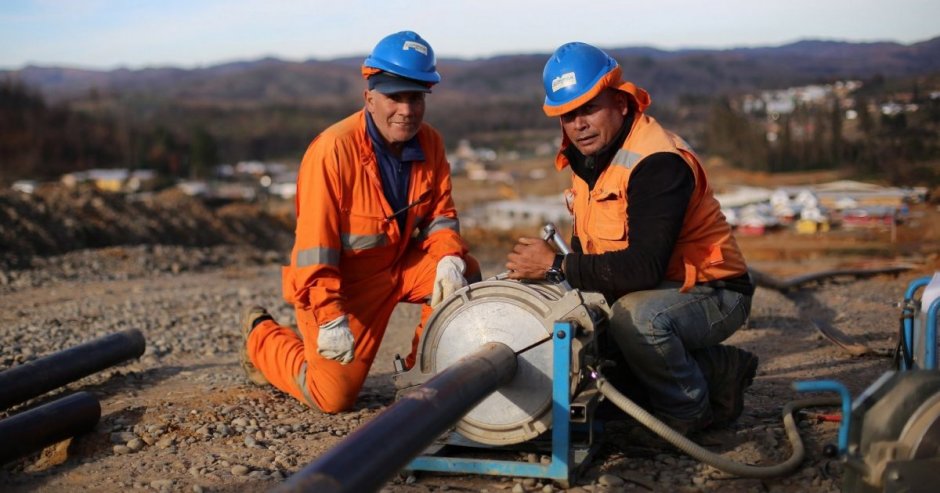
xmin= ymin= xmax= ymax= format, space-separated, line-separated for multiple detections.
xmin=564 ymin=152 xmax=694 ymax=300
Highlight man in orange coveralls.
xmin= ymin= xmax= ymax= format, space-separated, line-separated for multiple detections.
xmin=240 ymin=31 xmax=479 ymax=413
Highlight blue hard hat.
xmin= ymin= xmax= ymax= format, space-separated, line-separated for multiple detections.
xmin=363 ymin=31 xmax=441 ymax=84
xmin=542 ymin=42 xmax=619 ymax=114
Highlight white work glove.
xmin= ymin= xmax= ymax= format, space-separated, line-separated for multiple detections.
xmin=317 ymin=315 xmax=355 ymax=365
xmin=431 ymin=256 xmax=468 ymax=307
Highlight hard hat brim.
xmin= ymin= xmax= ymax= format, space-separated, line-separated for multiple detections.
xmin=368 ymin=72 xmax=433 ymax=94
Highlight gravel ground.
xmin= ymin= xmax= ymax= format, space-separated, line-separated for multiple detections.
xmin=0 ymin=242 xmax=929 ymax=493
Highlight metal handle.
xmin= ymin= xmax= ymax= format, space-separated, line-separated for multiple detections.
xmin=489 ymin=224 xmax=571 ymax=284
xmin=542 ymin=223 xmax=572 ymax=255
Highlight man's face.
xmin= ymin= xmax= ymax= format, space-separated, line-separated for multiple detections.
xmin=559 ymin=89 xmax=629 ymax=156
xmin=364 ymin=90 xmax=426 ymax=148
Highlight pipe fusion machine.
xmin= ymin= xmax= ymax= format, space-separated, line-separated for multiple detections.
xmin=393 ymin=278 xmax=611 ymax=486
xmin=392 ymin=222 xmax=611 ymax=485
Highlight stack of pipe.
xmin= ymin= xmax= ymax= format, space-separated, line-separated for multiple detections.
xmin=0 ymin=329 xmax=146 ymax=464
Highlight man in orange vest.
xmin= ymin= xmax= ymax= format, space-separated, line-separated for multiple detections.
xmin=239 ymin=31 xmax=479 ymax=413
xmin=507 ymin=42 xmax=757 ymax=435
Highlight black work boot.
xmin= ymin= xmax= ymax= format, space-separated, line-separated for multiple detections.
xmin=240 ymin=305 xmax=274 ymax=386
xmin=657 ymin=407 xmax=714 ymax=436
xmin=691 ymin=345 xmax=759 ymax=428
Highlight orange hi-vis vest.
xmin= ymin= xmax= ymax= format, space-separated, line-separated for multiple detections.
xmin=556 ymin=113 xmax=748 ymax=293
xmin=282 ymin=110 xmax=467 ymax=325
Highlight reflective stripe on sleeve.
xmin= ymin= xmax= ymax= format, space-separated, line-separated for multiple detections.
xmin=417 ymin=216 xmax=459 ymax=241
xmin=296 ymin=247 xmax=340 ymax=268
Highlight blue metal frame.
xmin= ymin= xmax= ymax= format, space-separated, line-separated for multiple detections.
xmin=793 ymin=380 xmax=852 ymax=454
xmin=406 ymin=321 xmax=583 ymax=484
xmin=927 ymin=298 xmax=940 ymax=369
xmin=901 ymin=277 xmax=931 ymax=370
xmin=900 ymin=276 xmax=940 ymax=370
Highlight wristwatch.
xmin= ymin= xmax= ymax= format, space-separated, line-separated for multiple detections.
xmin=545 ymin=253 xmax=566 ymax=284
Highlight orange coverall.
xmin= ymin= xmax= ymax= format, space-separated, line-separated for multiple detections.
xmin=247 ymin=110 xmax=477 ymax=413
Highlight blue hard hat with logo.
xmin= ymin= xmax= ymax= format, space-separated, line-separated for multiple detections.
xmin=363 ymin=31 xmax=440 ymax=84
xmin=542 ymin=42 xmax=621 ymax=116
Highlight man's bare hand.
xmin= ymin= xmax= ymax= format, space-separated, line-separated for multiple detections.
xmin=505 ymin=237 xmax=556 ymax=280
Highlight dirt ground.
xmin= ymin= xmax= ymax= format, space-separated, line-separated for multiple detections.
xmin=1 ymin=192 xmax=938 ymax=492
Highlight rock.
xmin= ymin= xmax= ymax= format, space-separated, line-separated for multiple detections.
xmin=110 ymin=431 xmax=137 ymax=444
xmin=156 ymin=437 xmax=176 ymax=449
xmin=597 ymin=474 xmax=624 ymax=487
xmin=151 ymin=479 xmax=174 ymax=490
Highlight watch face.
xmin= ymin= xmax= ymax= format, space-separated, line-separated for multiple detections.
xmin=546 ymin=268 xmax=565 ymax=284
xmin=546 ymin=253 xmax=566 ymax=283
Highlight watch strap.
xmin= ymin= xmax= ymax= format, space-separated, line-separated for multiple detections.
xmin=546 ymin=253 xmax=566 ymax=283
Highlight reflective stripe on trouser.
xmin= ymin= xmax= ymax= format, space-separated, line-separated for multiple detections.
xmin=247 ymin=248 xmax=479 ymax=413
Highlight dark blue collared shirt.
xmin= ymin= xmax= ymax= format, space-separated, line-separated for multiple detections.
xmin=365 ymin=112 xmax=425 ymax=233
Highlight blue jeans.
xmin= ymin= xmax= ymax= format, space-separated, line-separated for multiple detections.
xmin=606 ymin=282 xmax=752 ymax=423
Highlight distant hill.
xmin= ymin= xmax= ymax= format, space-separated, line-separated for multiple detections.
xmin=2 ymin=37 xmax=938 ymax=186
xmin=4 ymin=37 xmax=939 ymax=106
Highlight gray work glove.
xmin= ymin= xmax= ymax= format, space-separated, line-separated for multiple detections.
xmin=317 ymin=315 xmax=355 ymax=364
xmin=431 ymin=256 xmax=468 ymax=307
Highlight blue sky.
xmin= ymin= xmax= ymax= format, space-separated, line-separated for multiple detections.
xmin=1 ymin=0 xmax=938 ymax=70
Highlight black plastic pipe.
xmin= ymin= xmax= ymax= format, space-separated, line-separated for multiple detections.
xmin=0 ymin=329 xmax=146 ymax=410
xmin=276 ymin=341 xmax=518 ymax=493
xmin=0 ymin=391 xmax=101 ymax=464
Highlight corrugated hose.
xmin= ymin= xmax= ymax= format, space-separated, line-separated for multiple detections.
xmin=594 ymin=372 xmax=841 ymax=478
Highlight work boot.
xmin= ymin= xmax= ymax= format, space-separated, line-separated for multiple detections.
xmin=240 ymin=305 xmax=273 ymax=386
xmin=657 ymin=407 xmax=714 ymax=436
xmin=691 ymin=345 xmax=759 ymax=428
xmin=611 ymin=408 xmax=713 ymax=452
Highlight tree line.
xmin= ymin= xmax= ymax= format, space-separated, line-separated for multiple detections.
xmin=2 ymin=76 xmax=938 ymax=186
xmin=704 ymin=79 xmax=940 ymax=185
